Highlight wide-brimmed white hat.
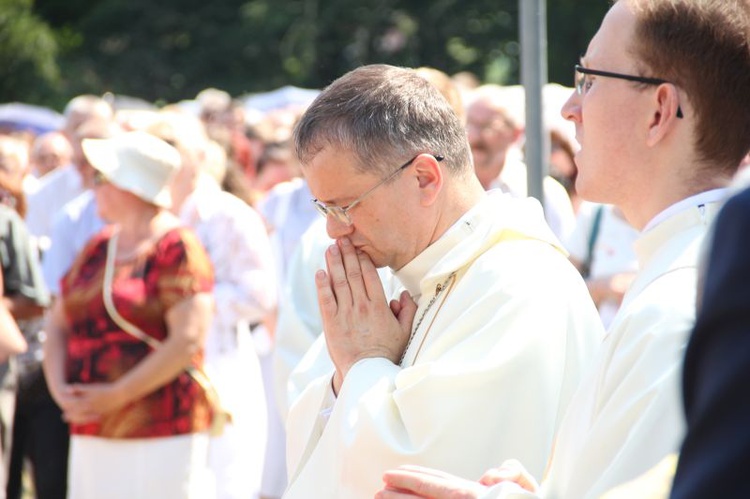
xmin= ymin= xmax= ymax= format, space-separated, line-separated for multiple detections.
xmin=82 ymin=131 xmax=181 ymax=208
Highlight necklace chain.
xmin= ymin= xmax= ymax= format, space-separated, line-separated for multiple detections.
xmin=398 ymin=272 xmax=456 ymax=366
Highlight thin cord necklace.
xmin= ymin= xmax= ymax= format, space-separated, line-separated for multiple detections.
xmin=399 ymin=271 xmax=456 ymax=366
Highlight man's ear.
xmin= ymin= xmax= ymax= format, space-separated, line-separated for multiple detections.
xmin=647 ymin=84 xmax=682 ymax=146
xmin=412 ymin=154 xmax=444 ymax=207
xmin=511 ymin=126 xmax=525 ymax=145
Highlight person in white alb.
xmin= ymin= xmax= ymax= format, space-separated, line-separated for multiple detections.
xmin=272 ymin=67 xmax=463 ymax=423
xmin=282 ymin=64 xmax=603 ymax=499
xmin=375 ymin=1 xmax=750 ymax=498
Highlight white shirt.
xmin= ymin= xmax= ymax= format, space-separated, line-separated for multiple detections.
xmin=42 ymin=190 xmax=105 ymax=295
xmin=25 ymin=163 xmax=84 ymax=252
xmin=284 ymin=191 xmax=603 ymax=499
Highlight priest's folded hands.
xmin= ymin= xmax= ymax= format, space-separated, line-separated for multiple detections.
xmin=315 ymin=236 xmax=417 ymax=395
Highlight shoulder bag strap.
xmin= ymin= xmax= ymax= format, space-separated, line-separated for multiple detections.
xmin=102 ymin=231 xmax=231 ymax=435
xmin=582 ymin=205 xmax=605 ymax=279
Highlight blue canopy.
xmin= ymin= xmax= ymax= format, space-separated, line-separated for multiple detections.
xmin=0 ymin=102 xmax=64 ymax=135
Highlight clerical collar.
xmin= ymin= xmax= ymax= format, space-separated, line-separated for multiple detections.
xmin=394 ymin=193 xmax=492 ymax=297
xmin=642 ymin=188 xmax=728 ymax=233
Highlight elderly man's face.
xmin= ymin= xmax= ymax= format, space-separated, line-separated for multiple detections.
xmin=561 ymin=0 xmax=652 ymax=208
xmin=303 ymin=146 xmax=422 ymax=271
xmin=465 ymin=99 xmax=520 ymax=190
xmin=33 ymin=136 xmax=72 ymax=177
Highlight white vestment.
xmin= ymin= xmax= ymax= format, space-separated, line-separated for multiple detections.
xmin=482 ymin=199 xmax=723 ymax=499
xmin=284 ymin=191 xmax=603 ymax=499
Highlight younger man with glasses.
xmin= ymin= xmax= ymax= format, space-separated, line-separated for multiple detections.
xmin=376 ymin=0 xmax=750 ymax=498
xmin=282 ymin=64 xmax=604 ymax=498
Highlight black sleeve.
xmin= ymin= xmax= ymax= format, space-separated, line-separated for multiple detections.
xmin=671 ymin=187 xmax=750 ymax=499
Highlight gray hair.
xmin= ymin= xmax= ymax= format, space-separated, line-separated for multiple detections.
xmin=294 ymin=64 xmax=472 ymax=177
xmin=63 ymin=95 xmax=114 ymax=131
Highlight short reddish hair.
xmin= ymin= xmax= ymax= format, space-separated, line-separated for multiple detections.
xmin=628 ymin=0 xmax=750 ymax=171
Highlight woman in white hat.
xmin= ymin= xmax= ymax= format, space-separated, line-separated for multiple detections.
xmin=42 ymin=130 xmax=217 ymax=499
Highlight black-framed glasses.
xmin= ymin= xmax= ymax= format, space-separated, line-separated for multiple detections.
xmin=575 ymin=64 xmax=683 ymax=119
xmin=312 ymin=154 xmax=444 ymax=226
xmin=93 ymin=170 xmax=109 ymax=186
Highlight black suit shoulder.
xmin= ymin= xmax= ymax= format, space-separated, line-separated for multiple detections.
xmin=671 ymin=186 xmax=750 ymax=498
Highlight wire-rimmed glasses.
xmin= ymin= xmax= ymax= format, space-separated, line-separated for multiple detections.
xmin=311 ymin=154 xmax=444 ymax=226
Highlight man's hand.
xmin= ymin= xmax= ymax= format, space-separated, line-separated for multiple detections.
xmin=375 ymin=465 xmax=488 ymax=498
xmin=586 ymin=272 xmax=636 ymax=306
xmin=316 ymin=237 xmax=417 ymax=394
xmin=374 ymin=460 xmax=539 ymax=499
xmin=478 ymin=460 xmax=538 ymax=491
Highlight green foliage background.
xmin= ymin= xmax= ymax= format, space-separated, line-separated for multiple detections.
xmin=2 ymin=0 xmax=609 ymax=110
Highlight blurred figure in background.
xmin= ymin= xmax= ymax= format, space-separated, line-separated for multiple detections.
xmin=41 ymin=118 xmax=122 ymax=297
xmin=151 ymin=112 xmax=275 ymax=499
xmin=25 ymin=95 xmax=114 ymax=253
xmin=254 ymin=139 xmax=314 ymax=499
xmin=0 ymin=137 xmax=30 ymax=220
xmin=0 ymin=276 xmax=28 ymax=364
xmin=196 ymin=88 xmax=255 ymax=182
xmin=549 ymin=129 xmax=581 ymax=214
xmin=450 ymin=71 xmax=481 ymax=104
xmin=0 ymin=137 xmax=63 ymax=499
xmin=566 ymin=202 xmax=639 ymax=329
xmin=59 ymin=95 xmax=114 ymax=144
xmin=465 ymin=84 xmax=577 ymax=243
xmin=28 ymin=132 xmax=73 ymax=180
xmin=252 ymin=142 xmax=301 ymax=205
xmin=0 ymin=170 xmax=45 ymax=499
xmin=416 ymin=67 xmax=466 ymax=124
